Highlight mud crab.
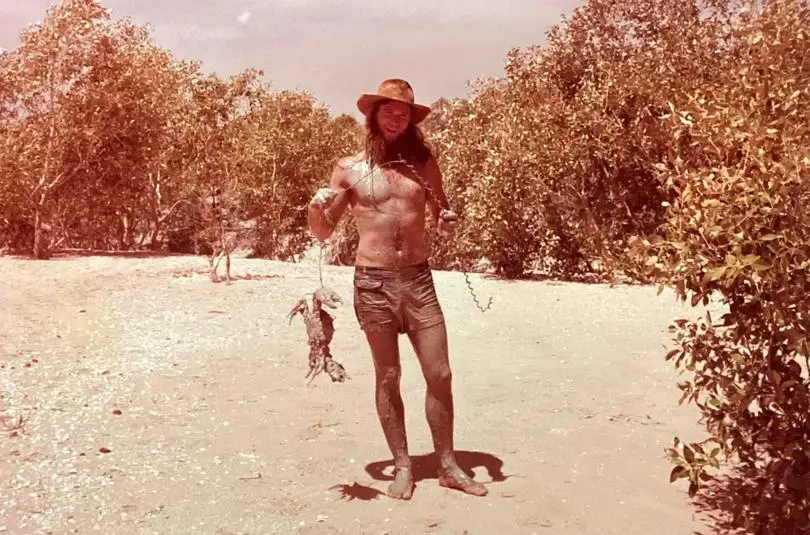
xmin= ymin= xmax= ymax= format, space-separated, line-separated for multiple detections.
xmin=287 ymin=286 xmax=350 ymax=384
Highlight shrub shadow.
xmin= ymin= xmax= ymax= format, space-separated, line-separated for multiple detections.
xmin=479 ymin=271 xmax=647 ymax=286
xmin=690 ymin=467 xmax=810 ymax=535
xmin=47 ymin=248 xmax=193 ymax=260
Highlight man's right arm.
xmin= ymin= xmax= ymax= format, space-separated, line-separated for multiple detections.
xmin=307 ymin=162 xmax=351 ymax=242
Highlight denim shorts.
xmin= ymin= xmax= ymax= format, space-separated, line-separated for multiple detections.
xmin=353 ymin=262 xmax=445 ymax=334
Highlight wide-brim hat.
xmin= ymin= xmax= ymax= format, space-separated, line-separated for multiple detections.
xmin=357 ymin=79 xmax=431 ymax=124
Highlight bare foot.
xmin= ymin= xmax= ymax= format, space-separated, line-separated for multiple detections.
xmin=387 ymin=467 xmax=415 ymax=500
xmin=438 ymin=466 xmax=488 ymax=496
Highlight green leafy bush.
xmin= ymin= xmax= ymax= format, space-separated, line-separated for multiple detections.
xmin=639 ymin=2 xmax=810 ymax=531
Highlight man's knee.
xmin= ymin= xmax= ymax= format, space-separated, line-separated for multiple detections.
xmin=425 ymin=366 xmax=452 ymax=392
xmin=376 ymin=364 xmax=402 ymax=387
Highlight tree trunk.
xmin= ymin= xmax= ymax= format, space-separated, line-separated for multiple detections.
xmin=149 ymin=219 xmax=162 ymax=250
xmin=119 ymin=211 xmax=134 ymax=250
xmin=33 ymin=206 xmax=47 ymax=259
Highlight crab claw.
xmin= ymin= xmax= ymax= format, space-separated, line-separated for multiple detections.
xmin=287 ymin=298 xmax=308 ymax=324
xmin=325 ymin=358 xmax=349 ymax=383
xmin=314 ymin=287 xmax=343 ymax=309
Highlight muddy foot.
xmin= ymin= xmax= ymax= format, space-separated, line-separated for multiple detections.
xmin=387 ymin=467 xmax=415 ymax=500
xmin=438 ymin=466 xmax=488 ymax=496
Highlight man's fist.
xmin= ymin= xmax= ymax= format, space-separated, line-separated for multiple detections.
xmin=309 ymin=188 xmax=338 ymax=210
xmin=438 ymin=208 xmax=459 ymax=236
xmin=439 ymin=209 xmax=458 ymax=223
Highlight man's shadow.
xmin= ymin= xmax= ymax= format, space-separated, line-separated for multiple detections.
xmin=367 ymin=450 xmax=508 ymax=485
xmin=329 ymin=450 xmax=508 ymax=502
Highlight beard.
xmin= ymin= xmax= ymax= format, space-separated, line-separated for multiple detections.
xmin=366 ymin=125 xmax=431 ymax=167
xmin=364 ymin=114 xmax=432 ymax=170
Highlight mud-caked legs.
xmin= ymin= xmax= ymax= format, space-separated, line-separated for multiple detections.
xmin=408 ymin=323 xmax=488 ymax=497
xmin=365 ymin=328 xmax=415 ymax=499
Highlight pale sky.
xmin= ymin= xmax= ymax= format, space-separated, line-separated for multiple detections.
xmin=0 ymin=0 xmax=581 ymax=119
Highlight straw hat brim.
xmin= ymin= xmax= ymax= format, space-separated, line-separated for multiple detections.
xmin=357 ymin=94 xmax=431 ymax=124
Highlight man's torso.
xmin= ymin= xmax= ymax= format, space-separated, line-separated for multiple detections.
xmin=339 ymin=153 xmax=430 ymax=269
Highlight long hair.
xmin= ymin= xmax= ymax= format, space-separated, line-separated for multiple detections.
xmin=364 ymin=103 xmax=433 ymax=170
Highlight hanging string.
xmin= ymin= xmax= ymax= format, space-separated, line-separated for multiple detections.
xmin=388 ymin=156 xmax=493 ymax=313
xmin=318 ymin=242 xmax=325 ymax=288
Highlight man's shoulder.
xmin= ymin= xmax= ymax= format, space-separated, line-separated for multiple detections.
xmin=336 ymin=152 xmax=366 ymax=170
xmin=330 ymin=152 xmax=367 ymax=187
xmin=333 ymin=153 xmax=372 ymax=183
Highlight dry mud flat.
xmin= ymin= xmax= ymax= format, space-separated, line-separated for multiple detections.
xmin=0 ymin=253 xmax=718 ymax=534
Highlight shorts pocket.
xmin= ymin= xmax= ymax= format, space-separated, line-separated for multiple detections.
xmin=354 ymin=276 xmax=383 ymax=291
xmin=353 ymin=275 xmax=389 ymax=321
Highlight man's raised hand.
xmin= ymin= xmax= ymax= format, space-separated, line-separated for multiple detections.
xmin=437 ymin=208 xmax=459 ymax=237
xmin=310 ymin=187 xmax=339 ymax=210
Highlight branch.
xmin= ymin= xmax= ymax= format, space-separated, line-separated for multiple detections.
xmin=32 ymin=48 xmax=61 ymax=199
xmin=270 ymin=155 xmax=277 ymax=198
xmin=48 ymin=155 xmax=88 ymax=191
xmin=158 ymin=199 xmax=186 ymax=224
xmin=47 ymin=169 xmax=67 ymax=190
xmin=44 ymin=139 xmax=105 ymax=193
xmin=155 ymin=171 xmax=162 ymax=208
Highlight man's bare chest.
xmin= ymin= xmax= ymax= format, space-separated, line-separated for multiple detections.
xmin=348 ymin=162 xmax=426 ymax=208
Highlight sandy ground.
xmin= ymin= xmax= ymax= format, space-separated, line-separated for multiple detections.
xmin=0 ymin=252 xmax=719 ymax=535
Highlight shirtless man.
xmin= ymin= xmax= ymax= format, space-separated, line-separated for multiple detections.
xmin=307 ymin=79 xmax=488 ymax=500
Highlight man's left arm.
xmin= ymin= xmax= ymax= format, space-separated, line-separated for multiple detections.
xmin=423 ymin=156 xmax=451 ymax=226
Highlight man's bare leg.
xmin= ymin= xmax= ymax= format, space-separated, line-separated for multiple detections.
xmin=366 ymin=329 xmax=415 ymax=499
xmin=407 ymin=322 xmax=488 ymax=496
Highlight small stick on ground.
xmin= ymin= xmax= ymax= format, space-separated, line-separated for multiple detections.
xmin=1 ymin=412 xmax=30 ymax=438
